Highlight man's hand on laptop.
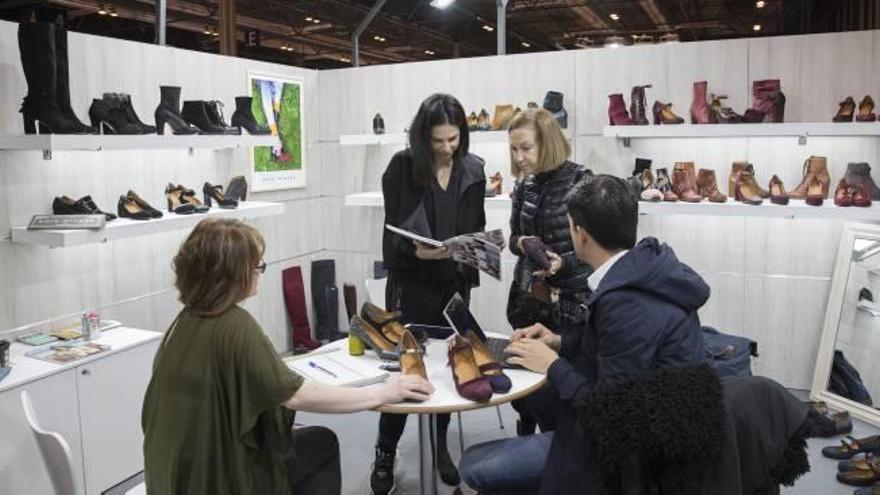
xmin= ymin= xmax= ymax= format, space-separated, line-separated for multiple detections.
xmin=510 ymin=323 xmax=561 ymax=351
xmin=506 ymin=338 xmax=559 ymax=375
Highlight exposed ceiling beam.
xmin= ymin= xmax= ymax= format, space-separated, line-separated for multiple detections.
xmin=639 ymin=0 xmax=671 ymax=31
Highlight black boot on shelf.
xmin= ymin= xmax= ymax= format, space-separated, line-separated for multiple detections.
xmin=205 ymin=101 xmax=241 ymax=135
xmin=226 ymin=176 xmax=248 ymax=202
xmin=203 ymin=182 xmax=238 ymax=209
xmin=373 ymin=113 xmax=386 ymax=135
xmin=53 ymin=23 xmax=96 ymax=134
xmin=17 ymin=22 xmax=91 ymax=134
xmin=88 ymin=98 xmax=143 ymax=135
xmin=182 ymin=101 xmax=238 ymax=135
xmin=632 ymin=157 xmax=652 ymax=176
xmin=230 ymin=96 xmax=270 ymax=135
xmin=104 ymin=93 xmax=155 ymax=134
xmin=154 ymin=86 xmax=199 ymax=135
xmin=542 ymin=90 xmax=568 ymax=129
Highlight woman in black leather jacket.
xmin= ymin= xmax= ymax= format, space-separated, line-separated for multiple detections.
xmin=506 ymin=108 xmax=593 ymax=434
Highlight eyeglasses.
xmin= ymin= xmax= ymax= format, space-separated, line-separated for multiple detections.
xmin=255 ymin=260 xmax=267 ymax=274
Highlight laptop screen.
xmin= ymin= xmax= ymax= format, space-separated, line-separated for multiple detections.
xmin=442 ymin=293 xmax=488 ymax=341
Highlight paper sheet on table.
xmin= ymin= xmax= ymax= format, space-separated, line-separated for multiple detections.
xmin=286 ymin=353 xmax=389 ymax=387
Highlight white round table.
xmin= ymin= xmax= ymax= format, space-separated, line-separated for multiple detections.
xmin=314 ymin=333 xmax=547 ymax=495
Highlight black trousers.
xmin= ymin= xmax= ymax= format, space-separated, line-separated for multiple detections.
xmin=378 ymin=273 xmax=470 ymax=452
xmin=289 ymin=426 xmax=341 ymax=495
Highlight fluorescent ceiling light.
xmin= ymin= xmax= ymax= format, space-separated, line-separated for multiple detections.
xmin=756 ymin=1 xmax=765 ymax=8
xmin=430 ymin=0 xmax=455 ymax=9
xmin=753 ymin=24 xmax=762 ymax=31
xmin=521 ymin=42 xmax=530 ymax=47
xmin=482 ymin=24 xmax=494 ymax=32
xmin=609 ymin=13 xmax=620 ymax=21
xmin=424 ymin=50 xmax=435 ymax=55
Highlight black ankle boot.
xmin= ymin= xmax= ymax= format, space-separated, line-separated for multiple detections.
xmin=89 ymin=98 xmax=143 ymax=135
xmin=373 ymin=113 xmax=385 ymax=135
xmin=105 ymin=93 xmax=155 ymax=134
xmin=154 ymin=86 xmax=198 ymax=135
xmin=205 ymin=101 xmax=241 ymax=135
xmin=230 ymin=96 xmax=270 ymax=135
xmin=17 ymin=22 xmax=89 ymax=134
xmin=436 ymin=438 xmax=460 ymax=486
xmin=542 ymin=90 xmax=568 ymax=129
xmin=182 ymin=101 xmax=239 ymax=135
xmin=226 ymin=176 xmax=248 ymax=202
xmin=370 ymin=447 xmax=396 ymax=495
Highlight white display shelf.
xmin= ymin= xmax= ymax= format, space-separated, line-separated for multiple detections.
xmin=602 ymin=123 xmax=880 ymax=141
xmin=345 ymin=191 xmax=880 ymax=221
xmin=0 ymin=133 xmax=279 ymax=156
xmin=345 ymin=191 xmax=512 ymax=209
xmin=339 ymin=129 xmax=571 ymax=146
xmin=10 ymin=201 xmax=284 ymax=248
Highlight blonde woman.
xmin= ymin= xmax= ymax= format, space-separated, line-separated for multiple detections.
xmin=506 ymin=108 xmax=593 ymax=435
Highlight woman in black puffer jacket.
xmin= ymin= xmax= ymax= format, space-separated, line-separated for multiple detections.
xmin=506 ymin=108 xmax=593 ymax=434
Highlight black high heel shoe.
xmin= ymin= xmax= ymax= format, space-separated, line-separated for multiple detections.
xmin=154 ymin=86 xmax=199 ymax=135
xmin=226 ymin=176 xmax=248 ymax=202
xmin=174 ymin=184 xmax=210 ymax=213
xmin=125 ymin=190 xmax=163 ymax=218
xmin=231 ymin=96 xmax=270 ymax=135
xmin=164 ymin=184 xmax=196 ymax=214
xmin=117 ymin=194 xmax=154 ymax=221
xmin=89 ymin=98 xmax=143 ymax=135
xmin=203 ymin=182 xmax=238 ymax=209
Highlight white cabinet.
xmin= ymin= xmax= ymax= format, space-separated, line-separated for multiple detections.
xmin=0 ymin=330 xmax=159 ymax=495
xmin=0 ymin=369 xmax=85 ymax=495
xmin=77 ymin=340 xmax=158 ymax=494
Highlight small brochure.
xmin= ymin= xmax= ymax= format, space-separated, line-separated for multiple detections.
xmin=286 ymin=352 xmax=389 ymax=387
xmin=27 ymin=342 xmax=111 ymax=364
xmin=385 ymin=225 xmax=505 ymax=280
xmin=27 ymin=214 xmax=106 ymax=231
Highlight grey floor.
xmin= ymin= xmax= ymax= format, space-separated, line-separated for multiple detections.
xmin=298 ymin=393 xmax=880 ymax=495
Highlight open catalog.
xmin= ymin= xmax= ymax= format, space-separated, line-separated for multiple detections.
xmin=385 ymin=224 xmax=505 ymax=280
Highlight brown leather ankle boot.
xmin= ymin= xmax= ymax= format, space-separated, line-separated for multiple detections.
xmin=629 ymin=85 xmax=651 ymax=125
xmin=728 ymin=162 xmax=749 ymax=197
xmin=673 ymin=163 xmax=701 ymax=202
xmin=735 ymin=172 xmax=764 ymax=205
xmin=790 ymin=156 xmax=829 ymax=200
xmin=697 ymin=169 xmax=727 ymax=202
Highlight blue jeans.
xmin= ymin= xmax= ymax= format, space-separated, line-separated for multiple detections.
xmin=460 ymin=432 xmax=553 ymax=495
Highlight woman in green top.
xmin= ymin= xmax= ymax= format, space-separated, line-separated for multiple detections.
xmin=142 ymin=218 xmax=433 ymax=495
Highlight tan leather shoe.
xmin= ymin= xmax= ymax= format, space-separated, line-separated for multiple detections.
xmin=491 ymin=104 xmax=515 ymax=130
xmin=697 ymin=169 xmax=727 ymax=202
xmin=673 ymin=163 xmax=702 ymax=202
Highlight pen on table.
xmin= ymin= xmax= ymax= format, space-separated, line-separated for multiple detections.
xmin=309 ymin=361 xmax=338 ymax=378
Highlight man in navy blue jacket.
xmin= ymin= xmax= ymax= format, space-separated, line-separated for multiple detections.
xmin=460 ymin=174 xmax=708 ymax=495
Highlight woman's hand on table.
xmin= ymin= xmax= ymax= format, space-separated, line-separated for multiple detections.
xmin=380 ymin=374 xmax=434 ymax=403
xmin=505 ymin=338 xmax=559 ymax=375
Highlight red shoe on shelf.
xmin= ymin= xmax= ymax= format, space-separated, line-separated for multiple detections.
xmin=608 ymin=93 xmax=633 ymax=125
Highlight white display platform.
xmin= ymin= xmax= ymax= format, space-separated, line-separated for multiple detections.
xmin=345 ymin=191 xmax=880 ymax=221
xmin=11 ymin=201 xmax=285 ymax=248
xmin=0 ymin=327 xmax=161 ymax=393
xmin=339 ymin=129 xmax=571 ymax=146
xmin=0 ymin=133 xmax=279 ymax=153
xmin=602 ymin=123 xmax=880 ymax=140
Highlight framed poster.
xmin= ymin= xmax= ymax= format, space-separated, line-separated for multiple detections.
xmin=247 ymin=71 xmax=306 ymax=191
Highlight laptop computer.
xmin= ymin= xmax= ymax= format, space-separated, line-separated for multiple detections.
xmin=442 ymin=293 xmax=521 ymax=369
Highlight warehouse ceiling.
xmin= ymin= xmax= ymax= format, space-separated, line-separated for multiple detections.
xmin=0 ymin=0 xmax=874 ymax=69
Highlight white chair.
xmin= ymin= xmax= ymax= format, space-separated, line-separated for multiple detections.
xmin=20 ymin=390 xmax=79 ymax=495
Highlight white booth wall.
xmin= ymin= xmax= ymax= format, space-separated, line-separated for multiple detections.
xmin=0 ymin=19 xmax=878 ymax=391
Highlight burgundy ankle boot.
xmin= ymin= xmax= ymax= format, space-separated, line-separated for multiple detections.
xmin=690 ymin=81 xmax=715 ymax=124
xmin=629 ymin=85 xmax=651 ymax=125
xmin=751 ymin=79 xmax=785 ymax=123
xmin=608 ymin=94 xmax=633 ymax=125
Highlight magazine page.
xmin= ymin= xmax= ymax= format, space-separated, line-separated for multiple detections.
xmin=384 ymin=224 xmax=444 ymax=248
xmin=445 ymin=229 xmax=505 ymax=280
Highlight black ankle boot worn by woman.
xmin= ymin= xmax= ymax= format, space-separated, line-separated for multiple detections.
xmin=154 ymin=86 xmax=199 ymax=135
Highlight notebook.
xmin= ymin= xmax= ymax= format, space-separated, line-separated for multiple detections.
xmin=286 ymin=352 xmax=389 ymax=387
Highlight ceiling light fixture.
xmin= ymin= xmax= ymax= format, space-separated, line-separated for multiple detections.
xmin=482 ymin=24 xmax=494 ymax=32
xmin=521 ymin=42 xmax=531 ymax=47
xmin=203 ymin=25 xmax=212 ymax=34
xmin=373 ymin=35 xmax=386 ymax=42
xmin=312 ymin=19 xmax=320 ymax=24
xmin=430 ymin=0 xmax=455 ymax=8
xmin=756 ymin=1 xmax=765 ymax=8
xmin=305 ymin=16 xmax=312 ymax=21
xmin=753 ymin=23 xmax=762 ymax=31
xmin=424 ymin=49 xmax=435 ymax=55
xmin=609 ymin=13 xmax=620 ymax=21
xmin=97 ymin=5 xmax=107 ymax=15
xmin=605 ymin=35 xmax=625 ymax=48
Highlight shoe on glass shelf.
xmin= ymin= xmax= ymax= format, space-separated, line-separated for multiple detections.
xmin=768 ymin=175 xmax=789 ymax=205
xmin=834 ymin=96 xmax=856 ymax=122
xmin=230 ymin=96 xmax=270 ymax=135
xmin=225 ymin=176 xmax=248 ymax=202
xmin=154 ymin=86 xmax=199 ymax=135
xmin=652 ymin=101 xmax=684 ymax=125
xmin=857 ymin=96 xmax=877 ymax=122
